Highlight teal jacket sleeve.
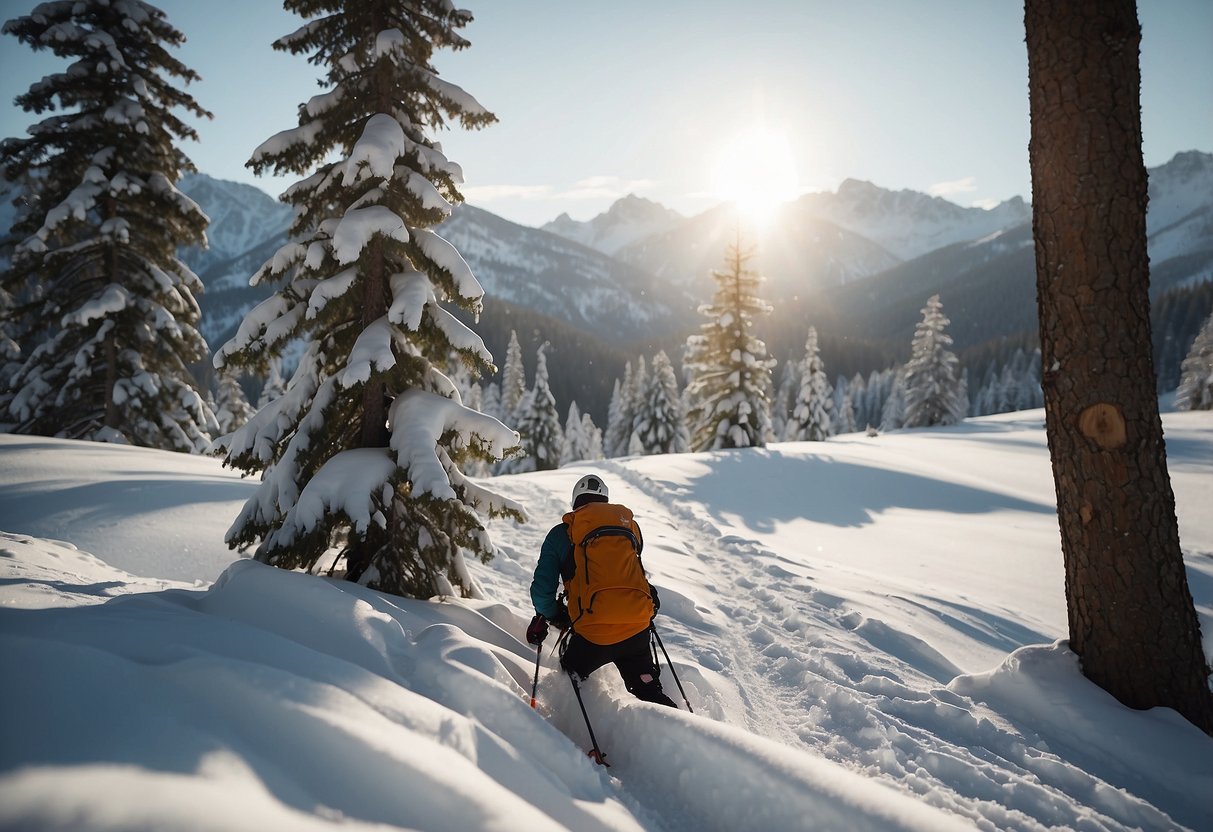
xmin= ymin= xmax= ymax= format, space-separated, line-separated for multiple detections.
xmin=530 ymin=523 xmax=571 ymax=619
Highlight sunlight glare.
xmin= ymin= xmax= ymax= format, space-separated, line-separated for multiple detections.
xmin=710 ymin=126 xmax=801 ymax=226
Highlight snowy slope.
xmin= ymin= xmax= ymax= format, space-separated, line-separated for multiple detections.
xmin=437 ymin=204 xmax=697 ymax=341
xmin=541 ymin=195 xmax=685 ymax=256
xmin=2 ymin=411 xmax=1212 ymax=831
xmin=1145 ymin=151 xmax=1213 ymax=287
xmin=177 ymin=173 xmax=293 ymax=269
xmin=794 ymin=179 xmax=1032 ymax=262
xmin=614 ymin=201 xmax=901 ymax=300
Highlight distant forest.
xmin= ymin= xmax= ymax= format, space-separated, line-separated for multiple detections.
xmin=472 ymin=275 xmax=1213 ymax=426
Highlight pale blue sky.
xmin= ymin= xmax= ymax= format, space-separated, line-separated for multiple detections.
xmin=2 ymin=1 xmax=1210 ymax=227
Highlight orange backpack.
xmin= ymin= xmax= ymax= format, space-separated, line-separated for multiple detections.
xmin=562 ymin=502 xmax=655 ymax=645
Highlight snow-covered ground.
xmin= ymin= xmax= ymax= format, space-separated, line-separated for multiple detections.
xmin=1 ymin=410 xmax=1211 ymax=831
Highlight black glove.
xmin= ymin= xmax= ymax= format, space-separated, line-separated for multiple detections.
xmin=650 ymin=585 xmax=661 ymax=613
xmin=526 ymin=614 xmax=548 ymax=645
xmin=549 ymin=604 xmax=571 ymax=632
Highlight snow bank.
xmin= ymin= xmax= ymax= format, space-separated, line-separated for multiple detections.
xmin=950 ymin=641 xmax=1213 ymax=831
xmin=2 ymin=412 xmax=1211 ymax=831
xmin=0 ymin=556 xmax=644 ymax=832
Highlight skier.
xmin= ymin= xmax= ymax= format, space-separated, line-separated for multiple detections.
xmin=527 ymin=474 xmax=677 ymax=708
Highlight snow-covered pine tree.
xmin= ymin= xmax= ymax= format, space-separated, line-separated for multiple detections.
xmin=257 ymin=356 xmax=287 ymax=408
xmin=559 ymin=400 xmax=587 ymax=466
xmin=214 ymin=1 xmax=522 ymax=599
xmin=581 ymin=410 xmax=604 ymax=461
xmin=0 ymin=285 xmax=21 ymax=407
xmin=481 ymin=378 xmax=501 ymax=420
xmin=628 ymin=354 xmax=648 ymax=441
xmin=784 ymin=327 xmax=833 ymax=441
xmin=684 ymin=237 xmax=775 ymax=450
xmin=771 ymin=358 xmax=799 ymax=442
xmin=626 ymin=429 xmax=645 ymax=457
xmin=214 ymin=370 xmax=255 ymax=436
xmin=559 ymin=400 xmax=604 ymax=466
xmin=1175 ymin=308 xmax=1213 ymax=410
xmin=837 ymin=392 xmax=857 ymax=435
xmin=510 ymin=344 xmax=562 ymax=473
xmin=2 ymin=2 xmax=218 ymax=450
xmin=604 ymin=362 xmax=634 ymax=457
xmin=902 ymin=294 xmax=966 ymax=428
xmin=865 ymin=367 xmax=894 ymax=429
xmin=634 ymin=350 xmax=689 ymax=454
xmin=847 ymin=372 xmax=867 ymax=429
xmin=458 ymin=380 xmax=490 ymax=477
xmin=832 ymin=374 xmax=849 ymax=428
xmin=880 ymin=368 xmax=907 ymax=431
xmin=500 ymin=329 xmax=526 ymax=422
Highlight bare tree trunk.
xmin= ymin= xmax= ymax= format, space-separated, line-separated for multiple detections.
xmin=1025 ymin=0 xmax=1213 ymax=734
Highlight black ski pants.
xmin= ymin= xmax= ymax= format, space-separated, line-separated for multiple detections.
xmin=560 ymin=627 xmax=677 ymax=708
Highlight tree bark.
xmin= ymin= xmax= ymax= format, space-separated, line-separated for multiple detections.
xmin=1025 ymin=0 xmax=1213 ymax=734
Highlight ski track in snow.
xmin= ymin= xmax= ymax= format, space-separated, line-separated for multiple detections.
xmin=582 ymin=459 xmax=1181 ymax=832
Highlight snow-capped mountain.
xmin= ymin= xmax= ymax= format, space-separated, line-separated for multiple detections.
xmin=173 ymin=175 xmax=294 ymax=350
xmin=614 ymin=201 xmax=902 ymax=302
xmin=540 ymin=194 xmax=684 ymax=256
xmin=177 ymin=174 xmax=293 ymax=272
xmin=605 ymin=182 xmax=1032 ymax=300
xmin=438 ymin=203 xmax=696 ymax=343
xmin=1147 ymin=150 xmax=1213 ymax=234
xmin=794 ymin=179 xmax=1033 ymax=261
xmin=175 ymin=175 xmax=696 ymax=357
xmin=9 ymin=153 xmax=1208 ymax=373
xmin=1145 ymin=150 xmax=1213 ymax=284
xmin=819 ymin=223 xmax=1038 ymax=354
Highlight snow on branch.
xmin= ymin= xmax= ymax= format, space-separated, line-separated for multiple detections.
xmin=147 ymin=172 xmax=208 ymax=226
xmin=217 ymin=347 xmax=322 ymax=463
xmin=422 ymin=72 xmax=490 ymax=118
xmin=307 ymin=268 xmax=357 ymax=320
xmin=411 ymin=229 xmax=482 ymax=301
xmin=332 ymin=205 xmax=408 ymax=264
xmin=444 ymin=450 xmax=527 ymax=520
xmin=214 ymin=290 xmax=310 ymax=369
xmin=426 ymin=304 xmax=492 ymax=364
xmin=389 ymin=389 xmax=519 ymax=501
xmin=392 ymin=117 xmax=463 ymax=182
xmin=285 ymin=447 xmax=397 ymax=539
xmin=339 ymin=317 xmax=398 ymax=388
xmin=403 ymin=170 xmax=451 ymax=214
xmin=374 ymin=28 xmax=406 ymax=58
xmin=305 ymin=86 xmax=344 ymax=118
xmin=342 ymin=114 xmax=406 ymax=185
xmin=250 ymin=121 xmax=324 ymax=165
xmin=61 ymin=284 xmax=130 ymax=327
xmin=388 ymin=269 xmax=431 ymax=331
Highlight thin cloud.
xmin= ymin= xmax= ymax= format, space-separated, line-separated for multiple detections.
xmin=460 ymin=176 xmax=656 ymax=205
xmin=563 ymin=175 xmax=656 ymax=200
xmin=928 ymin=176 xmax=978 ymax=198
xmin=459 ymin=184 xmax=555 ymax=202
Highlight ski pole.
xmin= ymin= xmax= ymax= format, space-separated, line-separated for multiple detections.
xmin=651 ymin=625 xmax=693 ymax=713
xmin=529 ymin=642 xmax=542 ymax=709
xmin=568 ymin=672 xmax=609 ymax=766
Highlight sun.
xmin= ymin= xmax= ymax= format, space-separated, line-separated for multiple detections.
xmin=709 ymin=126 xmax=801 ymax=227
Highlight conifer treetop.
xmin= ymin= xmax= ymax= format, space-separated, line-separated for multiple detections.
xmin=2 ymin=0 xmax=218 ymax=451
